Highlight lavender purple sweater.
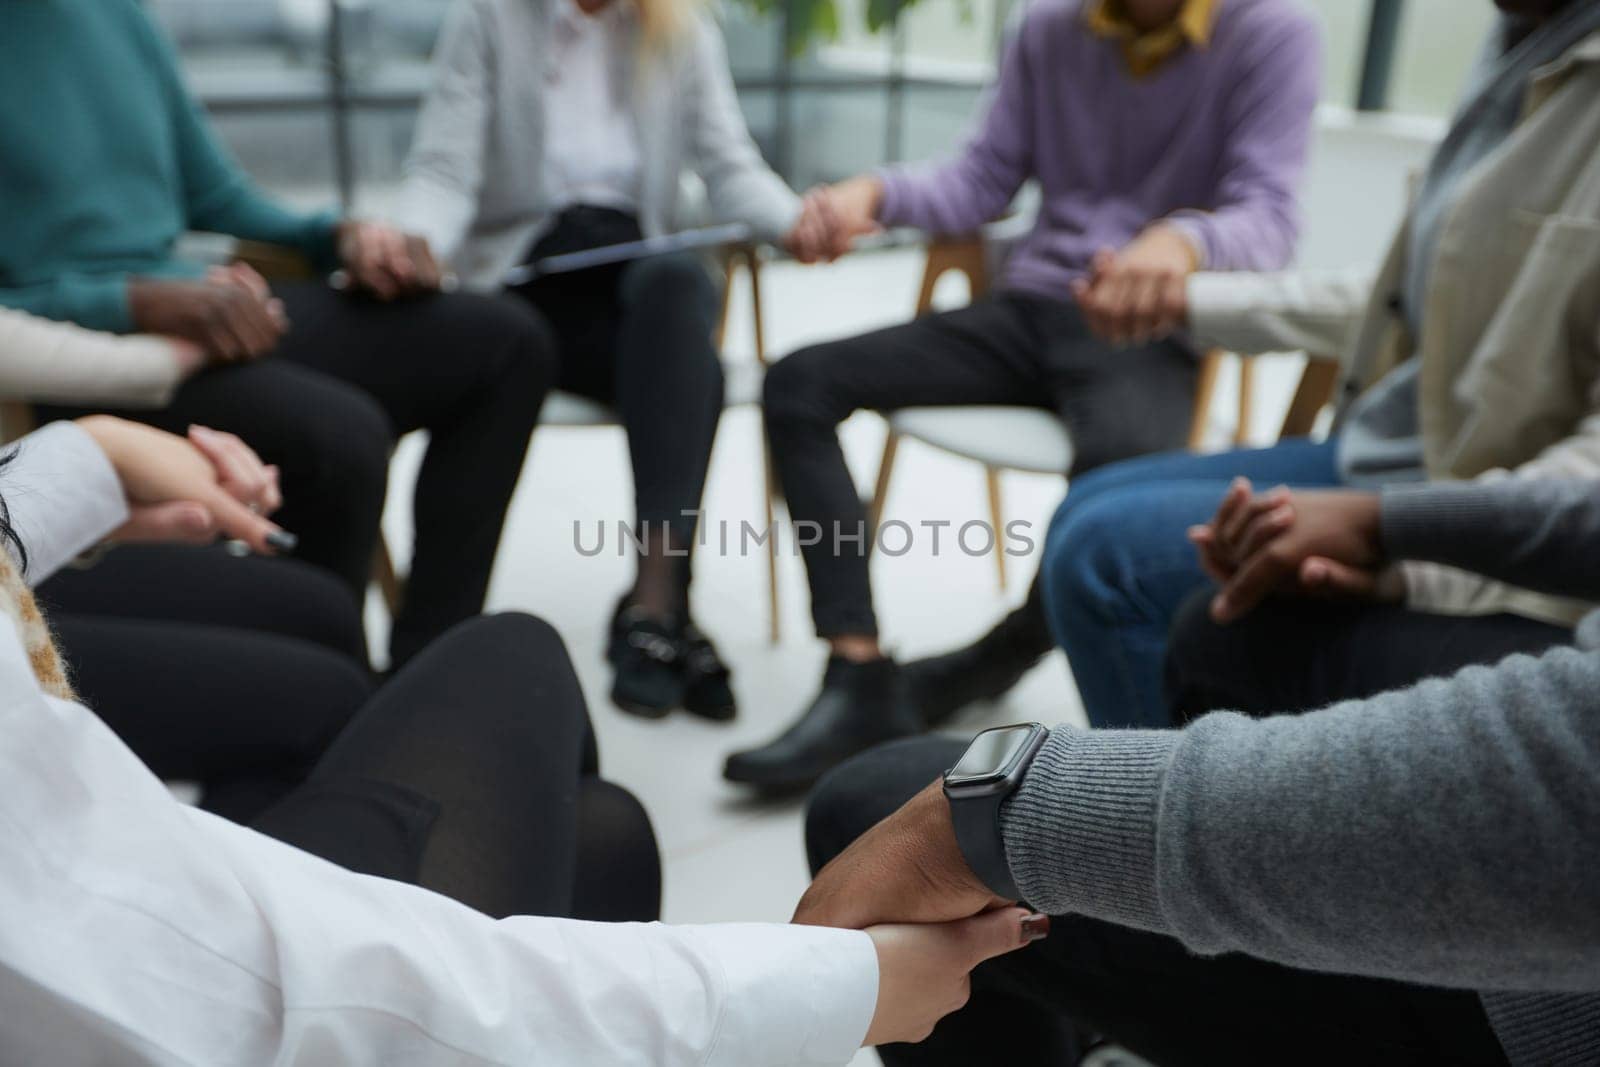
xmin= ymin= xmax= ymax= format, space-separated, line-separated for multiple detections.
xmin=878 ymin=0 xmax=1322 ymax=297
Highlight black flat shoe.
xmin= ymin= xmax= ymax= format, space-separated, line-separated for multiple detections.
xmin=902 ymin=604 xmax=1052 ymax=728
xmin=610 ymin=610 xmax=685 ymax=718
xmin=681 ymin=623 xmax=737 ymax=722
xmin=723 ymin=656 xmax=921 ymax=792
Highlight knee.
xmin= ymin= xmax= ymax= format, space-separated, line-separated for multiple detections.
xmin=763 ymin=345 xmax=843 ymax=428
xmin=620 ymin=253 xmax=717 ymax=314
xmin=804 ymin=739 xmax=942 ymax=875
xmin=274 ymin=560 xmax=370 ymax=661
xmin=441 ymin=611 xmax=568 ymax=663
xmin=301 ymin=386 xmax=392 ymax=502
xmin=1040 ymin=490 xmax=1145 ymax=629
xmin=478 ymin=295 xmax=561 ymax=391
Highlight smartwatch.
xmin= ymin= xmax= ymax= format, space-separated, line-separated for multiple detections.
xmin=943 ymin=722 xmax=1049 ymax=901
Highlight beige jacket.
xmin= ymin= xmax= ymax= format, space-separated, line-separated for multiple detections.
xmin=0 ymin=308 xmax=185 ymax=440
xmin=1190 ymin=30 xmax=1600 ymax=627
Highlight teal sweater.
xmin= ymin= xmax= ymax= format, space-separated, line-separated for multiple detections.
xmin=0 ymin=0 xmax=339 ymax=333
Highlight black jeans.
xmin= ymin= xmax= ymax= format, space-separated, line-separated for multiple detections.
xmin=764 ymin=292 xmax=1196 ymax=638
xmin=511 ymin=206 xmax=724 ymax=563
xmin=40 ymin=548 xmax=659 ymax=922
xmin=806 ymin=738 xmax=1507 ymax=1066
xmin=1164 ymin=591 xmax=1572 ymax=723
xmin=39 ymin=285 xmax=558 ymax=665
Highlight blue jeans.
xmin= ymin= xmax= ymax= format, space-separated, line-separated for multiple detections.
xmin=1040 ymin=437 xmax=1343 ymax=729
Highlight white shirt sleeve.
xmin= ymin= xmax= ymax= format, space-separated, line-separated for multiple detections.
xmin=1 ymin=420 xmax=128 ymax=585
xmin=0 ymin=306 xmax=185 ymax=408
xmin=0 ymin=614 xmax=877 ymax=1066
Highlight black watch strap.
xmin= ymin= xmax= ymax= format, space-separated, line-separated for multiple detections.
xmin=950 ymin=790 xmax=1020 ymax=900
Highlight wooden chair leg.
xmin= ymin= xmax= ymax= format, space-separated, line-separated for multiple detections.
xmin=986 ymin=466 xmax=1006 ymax=591
xmin=1234 ymin=356 xmax=1256 ymax=446
xmin=373 ymin=535 xmax=403 ymax=615
xmin=762 ymin=432 xmax=781 ymax=645
xmin=715 ymin=250 xmax=737 ymax=352
xmin=1188 ymin=349 xmax=1225 ymax=451
xmin=1280 ymin=357 xmax=1342 ymax=440
xmin=867 ymin=430 xmax=901 ymax=546
xmin=748 ymin=249 xmax=768 ymax=367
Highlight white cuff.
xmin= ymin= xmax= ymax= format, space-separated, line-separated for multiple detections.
xmin=690 ymin=924 xmax=878 ymax=1067
xmin=4 ymin=422 xmax=129 ymax=585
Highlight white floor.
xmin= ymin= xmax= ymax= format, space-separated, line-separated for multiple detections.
xmin=372 ymin=248 xmax=1306 ymax=1065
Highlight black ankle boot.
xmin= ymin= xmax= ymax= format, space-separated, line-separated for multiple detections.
xmin=608 ymin=606 xmax=685 ymax=718
xmin=902 ymin=603 xmax=1053 ymax=727
xmin=722 ymin=656 xmax=922 ymax=792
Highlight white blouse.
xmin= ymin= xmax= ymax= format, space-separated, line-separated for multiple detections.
xmin=0 ymin=423 xmax=879 ymax=1066
xmin=541 ymin=0 xmax=643 ymax=214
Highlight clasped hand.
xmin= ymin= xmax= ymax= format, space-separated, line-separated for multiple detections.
xmin=793 ymin=781 xmax=1049 ymax=1047
xmin=1188 ymin=478 xmax=1403 ymax=623
xmin=76 ymin=416 xmax=291 ymax=557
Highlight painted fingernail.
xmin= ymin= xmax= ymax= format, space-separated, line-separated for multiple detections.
xmin=265 ymin=530 xmax=299 ymax=553
xmin=1021 ymin=913 xmax=1051 ymax=944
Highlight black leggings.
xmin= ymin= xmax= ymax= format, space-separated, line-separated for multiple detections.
xmin=807 ymin=738 xmax=1507 ymax=1067
xmin=511 ymin=207 xmax=724 ymax=566
xmin=39 ymin=285 xmax=558 ymax=666
xmin=39 ymin=546 xmax=659 ymax=921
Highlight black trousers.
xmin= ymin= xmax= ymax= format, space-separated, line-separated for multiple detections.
xmin=39 ymin=285 xmax=558 ymax=666
xmin=39 ymin=548 xmax=659 ymax=922
xmin=511 ymin=206 xmax=724 ymax=559
xmin=806 ymin=738 xmax=1508 ymax=1066
xmin=1164 ymin=591 xmax=1572 ymax=724
xmin=764 ymin=292 xmax=1196 ymax=638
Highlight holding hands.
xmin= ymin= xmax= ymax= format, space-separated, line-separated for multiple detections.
xmin=336 ymin=220 xmax=443 ymax=300
xmin=1188 ymin=479 xmax=1403 ymax=623
xmin=128 ymin=263 xmax=287 ymax=365
xmin=795 ymin=781 xmax=1049 ymax=1048
xmin=784 ymin=176 xmax=885 ymax=264
xmin=76 ymin=415 xmax=292 ymax=556
xmin=1071 ymin=223 xmax=1199 ymax=345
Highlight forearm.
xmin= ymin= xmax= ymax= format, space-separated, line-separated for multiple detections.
xmin=1001 ymin=645 xmax=1600 ymax=992
xmin=1384 ymin=480 xmax=1600 ymax=601
xmin=1186 ymin=267 xmax=1372 ymax=357
xmin=876 ymin=159 xmax=1019 ymax=235
xmin=0 ymin=276 xmax=135 ymax=335
xmin=189 ymin=183 xmax=340 ymax=270
xmin=0 ymin=308 xmax=185 ymax=408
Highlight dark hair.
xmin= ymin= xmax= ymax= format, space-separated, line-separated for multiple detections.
xmin=0 ymin=449 xmax=25 ymax=573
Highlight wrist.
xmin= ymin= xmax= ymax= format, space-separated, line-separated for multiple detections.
xmin=74 ymin=415 xmax=128 ymax=468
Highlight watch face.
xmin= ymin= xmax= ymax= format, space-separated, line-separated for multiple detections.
xmin=946 ymin=724 xmax=1039 ymax=787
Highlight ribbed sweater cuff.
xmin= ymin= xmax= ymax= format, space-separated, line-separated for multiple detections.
xmin=1480 ymin=991 xmax=1600 ymax=1066
xmin=1379 ymin=483 xmax=1506 ymax=561
xmin=999 ymin=729 xmax=1180 ymax=932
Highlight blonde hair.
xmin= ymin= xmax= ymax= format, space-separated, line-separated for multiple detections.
xmin=635 ymin=0 xmax=704 ymax=49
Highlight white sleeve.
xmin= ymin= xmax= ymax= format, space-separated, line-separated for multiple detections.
xmin=1 ymin=421 xmax=128 ymax=585
xmin=0 ymin=307 xmax=185 ymax=408
xmin=395 ymin=0 xmax=492 ymax=263
xmin=0 ymin=620 xmax=876 ymax=1067
xmin=1186 ymin=267 xmax=1375 ymax=358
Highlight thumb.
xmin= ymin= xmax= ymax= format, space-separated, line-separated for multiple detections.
xmin=115 ymin=501 xmax=217 ymax=545
xmin=1300 ymin=556 xmax=1379 ymax=598
xmin=961 ymin=907 xmax=1048 ymax=967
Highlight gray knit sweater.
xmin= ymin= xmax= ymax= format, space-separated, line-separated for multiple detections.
xmin=1000 ymin=479 xmax=1600 ymax=1066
